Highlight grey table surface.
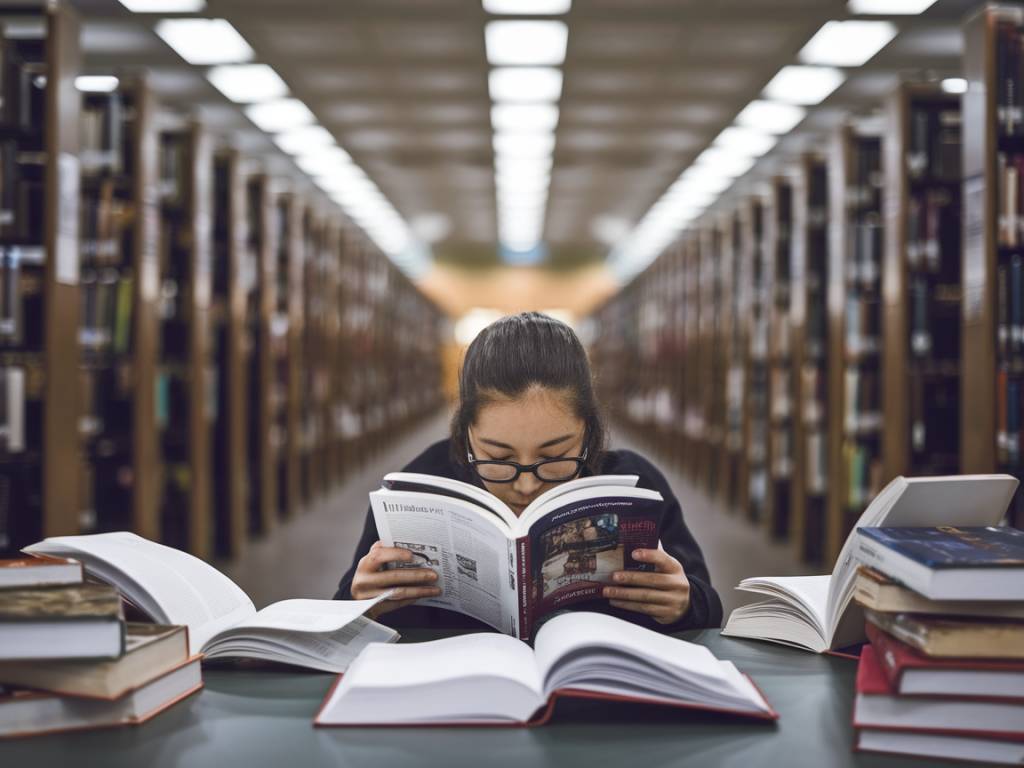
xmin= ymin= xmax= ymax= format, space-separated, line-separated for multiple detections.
xmin=0 ymin=628 xmax=978 ymax=768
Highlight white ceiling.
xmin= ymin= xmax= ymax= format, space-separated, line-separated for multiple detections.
xmin=72 ymin=0 xmax=977 ymax=269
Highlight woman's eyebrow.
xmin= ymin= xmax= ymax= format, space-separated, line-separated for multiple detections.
xmin=478 ymin=433 xmax=575 ymax=451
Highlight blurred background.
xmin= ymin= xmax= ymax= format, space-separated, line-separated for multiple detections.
xmin=0 ymin=0 xmax=1017 ymax=617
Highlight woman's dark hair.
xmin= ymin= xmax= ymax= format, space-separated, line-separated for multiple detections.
xmin=450 ymin=311 xmax=607 ymax=474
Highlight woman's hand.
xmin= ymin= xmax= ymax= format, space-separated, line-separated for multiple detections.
xmin=603 ymin=548 xmax=691 ymax=625
xmin=351 ymin=541 xmax=441 ymax=618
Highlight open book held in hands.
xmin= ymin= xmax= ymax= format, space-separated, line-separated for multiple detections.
xmin=721 ymin=474 xmax=1018 ymax=653
xmin=25 ymin=532 xmax=396 ymax=672
xmin=315 ymin=612 xmax=776 ymax=726
xmin=371 ymin=472 xmax=663 ymax=640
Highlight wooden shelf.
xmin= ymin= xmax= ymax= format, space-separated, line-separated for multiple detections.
xmin=961 ymin=4 xmax=1024 ymax=527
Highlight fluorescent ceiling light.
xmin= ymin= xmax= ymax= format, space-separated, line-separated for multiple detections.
xmin=941 ymin=77 xmax=967 ymax=94
xmin=493 ymin=132 xmax=556 ymax=157
xmin=495 ymin=153 xmax=553 ymax=174
xmin=206 ymin=64 xmax=288 ymax=104
xmin=763 ymin=65 xmax=845 ymax=106
xmin=713 ymin=126 xmax=778 ymax=158
xmin=273 ymin=125 xmax=335 ymax=155
xmin=848 ymin=0 xmax=936 ymax=13
xmin=485 ymin=21 xmax=568 ymax=66
xmin=154 ymin=19 xmax=253 ymax=65
xmin=483 ymin=0 xmax=571 ymax=13
xmin=244 ymin=98 xmax=314 ymax=133
xmin=491 ymin=103 xmax=560 ymax=133
xmin=294 ymin=145 xmax=352 ymax=170
xmin=735 ymin=100 xmax=806 ymax=134
xmin=489 ymin=67 xmax=563 ymax=102
xmin=118 ymin=0 xmax=205 ymax=10
xmin=75 ymin=75 xmax=119 ymax=93
xmin=798 ymin=21 xmax=898 ymax=67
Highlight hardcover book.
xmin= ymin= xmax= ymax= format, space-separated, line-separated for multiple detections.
xmin=854 ymin=644 xmax=1024 ymax=738
xmin=864 ymin=622 xmax=1024 ymax=699
xmin=865 ymin=609 xmax=1024 ymax=659
xmin=0 ymin=656 xmax=202 ymax=739
xmin=25 ymin=532 xmax=397 ymax=672
xmin=0 ymin=624 xmax=189 ymax=699
xmin=0 ymin=583 xmax=124 ymax=660
xmin=315 ymin=612 xmax=776 ymax=727
xmin=853 ymin=566 xmax=1024 ymax=619
xmin=854 ymin=526 xmax=1024 ymax=601
xmin=370 ymin=472 xmax=663 ymax=641
xmin=0 ymin=555 xmax=81 ymax=589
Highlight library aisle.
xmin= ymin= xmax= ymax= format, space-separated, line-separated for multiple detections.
xmin=224 ymin=409 xmax=812 ymax=617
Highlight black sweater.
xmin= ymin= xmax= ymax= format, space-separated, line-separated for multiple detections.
xmin=334 ymin=439 xmax=724 ymax=632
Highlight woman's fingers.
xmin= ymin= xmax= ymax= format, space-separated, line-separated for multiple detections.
xmin=362 ymin=586 xmax=442 ymax=602
xmin=358 ymin=567 xmax=438 ymax=590
xmin=360 ymin=545 xmax=416 ymax=570
xmin=630 ymin=548 xmax=684 ymax=574
xmin=601 ymin=585 xmax=679 ymax=606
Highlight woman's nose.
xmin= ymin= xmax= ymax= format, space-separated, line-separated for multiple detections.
xmin=513 ymin=471 xmax=543 ymax=496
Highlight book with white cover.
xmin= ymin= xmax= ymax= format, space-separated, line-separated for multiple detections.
xmin=721 ymin=475 xmax=1018 ymax=653
xmin=371 ymin=472 xmax=663 ymax=640
xmin=24 ymin=532 xmax=396 ymax=672
xmin=315 ymin=612 xmax=777 ymax=726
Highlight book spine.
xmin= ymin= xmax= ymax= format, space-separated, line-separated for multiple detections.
xmin=516 ymin=535 xmax=530 ymax=643
xmin=864 ymin=621 xmax=904 ymax=689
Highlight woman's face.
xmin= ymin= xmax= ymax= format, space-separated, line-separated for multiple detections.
xmin=468 ymin=386 xmax=586 ymax=517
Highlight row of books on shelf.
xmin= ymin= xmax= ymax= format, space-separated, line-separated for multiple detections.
xmin=0 ymin=248 xmax=43 ymax=350
xmin=850 ymin=524 xmax=1024 ymax=764
xmin=996 ymin=369 xmax=1024 ymax=467
xmin=997 ymin=252 xmax=1024 ymax=361
xmin=907 ymin=103 xmax=960 ymax=183
xmin=997 ymin=152 xmax=1024 ymax=248
xmin=996 ymin=18 xmax=1024 ymax=139
xmin=906 ymin=190 xmax=958 ymax=275
xmin=842 ymin=440 xmax=883 ymax=511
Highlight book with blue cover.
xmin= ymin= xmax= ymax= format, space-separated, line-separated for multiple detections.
xmin=857 ymin=526 xmax=1024 ymax=567
xmin=854 ymin=526 xmax=1024 ymax=601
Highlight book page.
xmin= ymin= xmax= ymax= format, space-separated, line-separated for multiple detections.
xmin=534 ymin=612 xmax=771 ymax=714
xmin=316 ymin=633 xmax=545 ymax=724
xmin=382 ymin=472 xmax=516 ymax=529
xmin=25 ymin=532 xmax=255 ymax=654
xmin=371 ymin=490 xmax=519 ymax=635
xmin=203 ymin=616 xmax=398 ymax=673
xmin=519 ymin=486 xmax=663 ymax=635
xmin=206 ymin=596 xmax=390 ymax=642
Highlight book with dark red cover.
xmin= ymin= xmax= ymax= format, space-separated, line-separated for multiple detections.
xmin=866 ymin=622 xmax=1024 ymax=700
xmin=314 ymin=613 xmax=778 ymax=727
xmin=853 ymin=645 xmax=1024 ymax=738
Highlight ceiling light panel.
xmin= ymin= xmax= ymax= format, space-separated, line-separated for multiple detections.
xmin=206 ymin=64 xmax=288 ymax=104
xmin=798 ymin=20 xmax=898 ymax=67
xmin=273 ymin=125 xmax=336 ymax=155
xmin=118 ymin=0 xmax=205 ymax=11
xmin=848 ymin=0 xmax=937 ymax=13
xmin=735 ymin=100 xmax=807 ymax=134
xmin=244 ymin=98 xmax=315 ymax=133
xmin=485 ymin=21 xmax=568 ymax=66
xmin=75 ymin=75 xmax=119 ymax=93
xmin=491 ymin=103 xmax=560 ymax=133
xmin=762 ymin=65 xmax=845 ymax=106
xmin=489 ymin=67 xmax=563 ymax=102
xmin=483 ymin=0 xmax=571 ymax=13
xmin=154 ymin=19 xmax=253 ymax=65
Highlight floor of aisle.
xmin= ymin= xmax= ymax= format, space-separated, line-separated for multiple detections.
xmin=223 ymin=411 xmax=814 ymax=619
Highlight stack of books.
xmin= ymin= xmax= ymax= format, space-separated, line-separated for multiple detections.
xmin=850 ymin=525 xmax=1024 ymax=764
xmin=0 ymin=553 xmax=202 ymax=739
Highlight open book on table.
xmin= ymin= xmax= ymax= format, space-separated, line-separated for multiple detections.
xmin=371 ymin=472 xmax=663 ymax=641
xmin=721 ymin=474 xmax=1019 ymax=653
xmin=315 ymin=612 xmax=777 ymax=726
xmin=24 ymin=532 xmax=396 ymax=672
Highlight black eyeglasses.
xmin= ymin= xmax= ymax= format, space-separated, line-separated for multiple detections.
xmin=467 ymin=448 xmax=588 ymax=484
